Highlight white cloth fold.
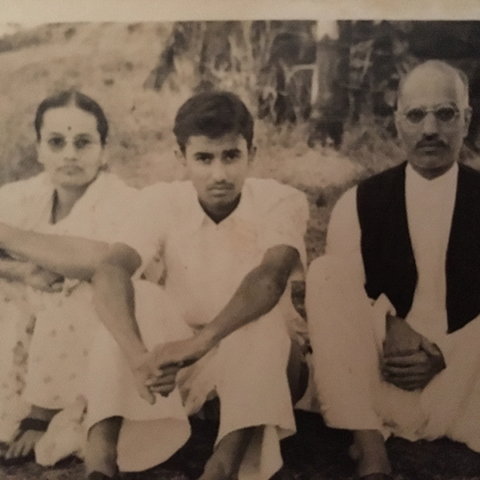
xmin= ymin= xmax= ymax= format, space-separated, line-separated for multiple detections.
xmin=88 ymin=178 xmax=309 ymax=479
xmin=307 ymin=253 xmax=480 ymax=450
xmin=86 ymin=280 xmax=296 ymax=478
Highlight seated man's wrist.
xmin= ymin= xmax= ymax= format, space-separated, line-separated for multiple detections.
xmin=386 ymin=313 xmax=404 ymax=331
xmin=125 ymin=344 xmax=150 ymax=369
xmin=197 ymin=325 xmax=219 ymax=352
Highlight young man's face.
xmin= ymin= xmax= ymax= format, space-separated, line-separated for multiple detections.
xmin=180 ymin=133 xmax=254 ymax=216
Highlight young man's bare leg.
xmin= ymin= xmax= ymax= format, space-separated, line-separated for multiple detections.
xmin=85 ymin=416 xmax=122 ymax=479
xmin=287 ymin=339 xmax=309 ymax=405
xmin=349 ymin=430 xmax=391 ymax=478
xmin=200 ymin=427 xmax=255 ymax=480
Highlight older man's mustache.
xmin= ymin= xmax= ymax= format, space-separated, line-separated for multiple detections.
xmin=416 ymin=139 xmax=448 ymax=149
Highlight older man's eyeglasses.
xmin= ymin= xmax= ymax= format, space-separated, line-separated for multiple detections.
xmin=401 ymin=106 xmax=460 ymax=124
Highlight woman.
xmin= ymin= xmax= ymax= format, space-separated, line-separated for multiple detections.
xmin=0 ymin=90 xmax=138 ymax=465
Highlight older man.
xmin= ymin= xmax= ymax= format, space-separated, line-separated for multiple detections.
xmin=306 ymin=60 xmax=480 ymax=480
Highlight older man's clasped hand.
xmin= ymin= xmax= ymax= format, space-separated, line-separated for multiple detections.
xmin=382 ymin=314 xmax=446 ymax=391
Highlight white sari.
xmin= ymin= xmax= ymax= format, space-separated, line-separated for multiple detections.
xmin=0 ymin=172 xmax=138 ymax=447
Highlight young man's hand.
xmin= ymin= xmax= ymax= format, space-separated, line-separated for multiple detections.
xmin=143 ymin=335 xmax=215 ymax=398
xmin=129 ymin=350 xmax=167 ymax=405
xmin=382 ymin=314 xmax=446 ymax=390
xmin=152 ymin=334 xmax=214 ymax=370
xmin=145 ymin=364 xmax=182 ymax=397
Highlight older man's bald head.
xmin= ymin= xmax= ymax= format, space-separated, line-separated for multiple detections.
xmin=397 ymin=60 xmax=470 ymax=111
xmin=394 ymin=60 xmax=472 ymax=179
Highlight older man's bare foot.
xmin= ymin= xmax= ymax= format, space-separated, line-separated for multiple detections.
xmin=350 ymin=430 xmax=392 ymax=479
xmin=199 ymin=428 xmax=255 ymax=480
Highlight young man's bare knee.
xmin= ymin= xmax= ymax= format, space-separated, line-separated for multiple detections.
xmin=85 ymin=417 xmax=122 ymax=479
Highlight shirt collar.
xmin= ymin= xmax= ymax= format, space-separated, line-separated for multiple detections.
xmin=185 ymin=180 xmax=254 ymax=234
xmin=405 ymin=161 xmax=458 ymax=193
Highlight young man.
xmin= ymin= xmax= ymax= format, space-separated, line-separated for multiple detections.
xmin=306 ymin=60 xmax=480 ymax=480
xmin=82 ymin=92 xmax=310 ymax=480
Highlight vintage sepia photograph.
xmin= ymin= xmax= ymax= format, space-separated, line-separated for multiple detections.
xmin=1 ymin=3 xmax=480 ymax=479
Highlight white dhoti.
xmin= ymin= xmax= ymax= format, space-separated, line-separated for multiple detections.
xmin=86 ymin=280 xmax=296 ymax=480
xmin=306 ymin=255 xmax=480 ymax=452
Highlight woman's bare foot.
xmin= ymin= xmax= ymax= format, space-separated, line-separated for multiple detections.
xmin=350 ymin=430 xmax=391 ymax=478
xmin=1 ymin=405 xmax=59 ymax=463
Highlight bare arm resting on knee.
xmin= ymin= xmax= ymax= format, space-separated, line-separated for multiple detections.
xmin=150 ymin=244 xmax=300 ymax=372
xmin=93 ymin=243 xmax=301 ymax=401
xmin=0 ymin=222 xmax=107 ymax=281
xmin=92 ymin=242 xmax=161 ymax=404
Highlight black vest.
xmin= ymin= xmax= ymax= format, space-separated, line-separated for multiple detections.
xmin=357 ymin=161 xmax=480 ymax=333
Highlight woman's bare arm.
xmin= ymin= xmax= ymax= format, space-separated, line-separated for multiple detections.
xmin=0 ymin=258 xmax=63 ymax=291
xmin=0 ymin=223 xmax=107 ymax=281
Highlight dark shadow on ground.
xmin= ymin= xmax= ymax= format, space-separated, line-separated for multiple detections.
xmin=3 ymin=411 xmax=480 ymax=480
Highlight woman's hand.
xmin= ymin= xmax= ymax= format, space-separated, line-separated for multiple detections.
xmin=24 ymin=264 xmax=64 ymax=292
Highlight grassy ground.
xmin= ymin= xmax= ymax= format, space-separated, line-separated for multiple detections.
xmin=2 ymin=22 xmax=480 ymax=480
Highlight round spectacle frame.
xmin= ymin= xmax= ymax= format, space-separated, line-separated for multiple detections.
xmin=401 ymin=106 xmax=460 ymax=124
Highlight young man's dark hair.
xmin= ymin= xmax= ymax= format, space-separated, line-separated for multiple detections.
xmin=173 ymin=91 xmax=254 ymax=153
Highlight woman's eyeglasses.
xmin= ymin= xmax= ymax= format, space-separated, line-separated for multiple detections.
xmin=401 ymin=106 xmax=460 ymax=125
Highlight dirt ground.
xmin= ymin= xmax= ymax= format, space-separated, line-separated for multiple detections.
xmin=3 ymin=412 xmax=480 ymax=480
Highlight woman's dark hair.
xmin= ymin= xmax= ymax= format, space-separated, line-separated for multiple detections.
xmin=173 ymin=91 xmax=254 ymax=153
xmin=34 ymin=90 xmax=109 ymax=146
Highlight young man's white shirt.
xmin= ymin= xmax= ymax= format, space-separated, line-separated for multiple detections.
xmin=87 ymin=177 xmax=309 ymax=479
xmin=117 ymin=178 xmax=308 ymax=331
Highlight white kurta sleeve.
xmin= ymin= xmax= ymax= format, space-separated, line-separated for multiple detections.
xmin=325 ymin=186 xmax=361 ymax=257
xmin=261 ymin=188 xmax=309 ymax=270
xmin=323 ymin=185 xmax=365 ymax=284
xmin=326 ymin=185 xmax=396 ymax=317
xmin=114 ymin=183 xmax=172 ymax=275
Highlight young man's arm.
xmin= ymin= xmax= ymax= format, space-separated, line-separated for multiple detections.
xmin=0 ymin=222 xmax=107 ymax=281
xmin=150 ymin=244 xmax=300 ymax=371
xmin=92 ymin=242 xmax=165 ymax=404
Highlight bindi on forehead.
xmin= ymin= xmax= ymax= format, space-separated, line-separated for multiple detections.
xmin=67 ymin=126 xmax=72 ymax=131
